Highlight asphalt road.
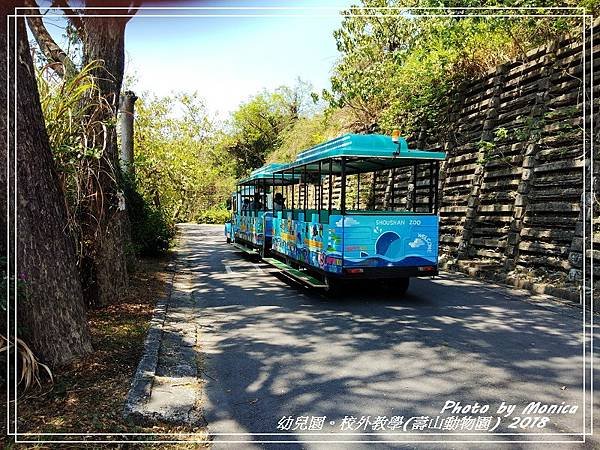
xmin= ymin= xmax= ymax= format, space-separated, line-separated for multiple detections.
xmin=177 ymin=224 xmax=598 ymax=449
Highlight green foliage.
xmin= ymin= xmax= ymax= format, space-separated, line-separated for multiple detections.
xmin=37 ymin=62 xmax=175 ymax=256
xmin=133 ymin=81 xmax=329 ymax=226
xmin=37 ymin=61 xmax=117 ymax=260
xmin=134 ymin=93 xmax=236 ymax=225
xmin=120 ymin=174 xmax=175 ymax=256
xmin=323 ymin=0 xmax=596 ymax=136
xmin=196 ymin=207 xmax=231 ymax=224
xmin=224 ymin=79 xmax=318 ymax=176
xmin=495 ymin=127 xmax=509 ymax=141
xmin=38 ymin=61 xmax=107 ymax=167
xmin=267 ymin=108 xmax=353 ymax=163
xmin=477 ymin=126 xmax=520 ymax=166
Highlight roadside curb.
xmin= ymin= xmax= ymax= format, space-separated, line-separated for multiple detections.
xmin=122 ymin=265 xmax=175 ymax=423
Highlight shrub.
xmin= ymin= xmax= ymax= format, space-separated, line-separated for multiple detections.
xmin=121 ymin=174 xmax=175 ymax=256
xmin=196 ymin=207 xmax=231 ymax=224
xmin=133 ymin=93 xmax=236 ymax=225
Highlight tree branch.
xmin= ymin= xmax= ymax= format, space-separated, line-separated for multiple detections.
xmin=126 ymin=0 xmax=143 ymax=18
xmin=51 ymin=0 xmax=85 ymax=34
xmin=82 ymin=0 xmax=136 ymax=26
xmin=24 ymin=0 xmax=76 ymax=78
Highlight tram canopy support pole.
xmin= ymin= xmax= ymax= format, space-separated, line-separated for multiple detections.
xmin=318 ymin=160 xmax=323 ymax=220
xmin=434 ymin=161 xmax=440 ymax=215
xmin=291 ymin=166 xmax=295 ymax=215
xmin=281 ymin=172 xmax=284 ymax=212
xmin=340 ymin=156 xmax=347 ymax=215
xmin=390 ymin=168 xmax=395 ymax=212
xmin=263 ymin=178 xmax=267 ymax=212
xmin=357 ymin=170 xmax=361 ymax=211
xmin=428 ymin=161 xmax=434 ymax=214
xmin=328 ymin=159 xmax=333 ymax=215
xmin=303 ymin=164 xmax=307 ymax=216
xmin=412 ymin=163 xmax=417 ymax=213
xmin=370 ymin=171 xmax=377 ymax=210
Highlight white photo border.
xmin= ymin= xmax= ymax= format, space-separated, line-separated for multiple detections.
xmin=6 ymin=5 xmax=595 ymax=445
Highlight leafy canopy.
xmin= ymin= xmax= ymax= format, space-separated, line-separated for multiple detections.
xmin=323 ymin=0 xmax=598 ymax=135
xmin=224 ymin=79 xmax=317 ymax=176
xmin=134 ymin=92 xmax=235 ymax=224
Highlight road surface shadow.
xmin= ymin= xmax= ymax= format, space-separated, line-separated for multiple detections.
xmin=178 ymin=224 xmax=597 ymax=449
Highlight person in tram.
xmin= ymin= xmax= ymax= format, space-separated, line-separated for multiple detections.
xmin=251 ymin=192 xmax=264 ymax=211
xmin=273 ymin=192 xmax=286 ymax=211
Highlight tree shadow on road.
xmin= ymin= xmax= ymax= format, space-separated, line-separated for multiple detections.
xmin=178 ymin=224 xmax=595 ymax=449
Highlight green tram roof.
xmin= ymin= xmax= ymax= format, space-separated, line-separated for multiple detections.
xmin=237 ymin=163 xmax=300 ymax=186
xmin=272 ymin=133 xmax=446 ymax=175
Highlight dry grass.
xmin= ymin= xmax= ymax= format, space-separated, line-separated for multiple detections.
xmin=2 ymin=254 xmax=209 ymax=448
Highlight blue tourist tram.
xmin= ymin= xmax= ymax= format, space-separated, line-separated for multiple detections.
xmin=227 ymin=133 xmax=446 ymax=294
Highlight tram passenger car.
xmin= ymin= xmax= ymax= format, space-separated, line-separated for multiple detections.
xmin=225 ymin=163 xmax=298 ymax=255
xmin=268 ymin=133 xmax=446 ymax=293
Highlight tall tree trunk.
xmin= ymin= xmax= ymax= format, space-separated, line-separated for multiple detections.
xmin=0 ymin=11 xmax=92 ymax=364
xmin=21 ymin=4 xmax=135 ymax=307
xmin=119 ymin=91 xmax=138 ymax=176
xmin=79 ymin=16 xmax=131 ymax=307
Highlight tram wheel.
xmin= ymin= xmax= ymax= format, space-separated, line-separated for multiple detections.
xmin=381 ymin=277 xmax=410 ymax=296
xmin=324 ymin=276 xmax=344 ymax=297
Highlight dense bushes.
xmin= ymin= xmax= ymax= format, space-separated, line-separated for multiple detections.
xmin=322 ymin=1 xmax=598 ymax=137
xmin=120 ymin=174 xmax=175 ymax=256
xmin=133 ymin=93 xmax=235 ymax=227
xmin=37 ymin=62 xmax=176 ymax=256
xmin=196 ymin=207 xmax=231 ymax=225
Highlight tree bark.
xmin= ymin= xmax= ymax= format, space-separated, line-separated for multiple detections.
xmin=119 ymin=90 xmax=138 ymax=176
xmin=0 ymin=10 xmax=92 ymax=365
xmin=24 ymin=0 xmax=77 ymax=78
xmin=79 ymin=15 xmax=131 ymax=307
xmin=22 ymin=4 xmax=133 ymax=307
xmin=23 ymin=3 xmax=142 ymax=306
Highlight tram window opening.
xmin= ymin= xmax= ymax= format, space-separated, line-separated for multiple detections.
xmin=303 ymin=164 xmax=308 ymax=218
xmin=338 ymin=161 xmax=439 ymax=214
xmin=356 ymin=173 xmax=360 ymax=211
xmin=266 ymin=158 xmax=439 ymax=222
xmin=318 ymin=160 xmax=323 ymax=218
xmin=263 ymin=179 xmax=268 ymax=212
xmin=328 ymin=159 xmax=333 ymax=216
xmin=369 ymin=172 xmax=377 ymax=211
xmin=292 ymin=167 xmax=295 ymax=214
xmin=271 ymin=174 xmax=275 ymax=213
xmin=251 ymin=181 xmax=262 ymax=213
